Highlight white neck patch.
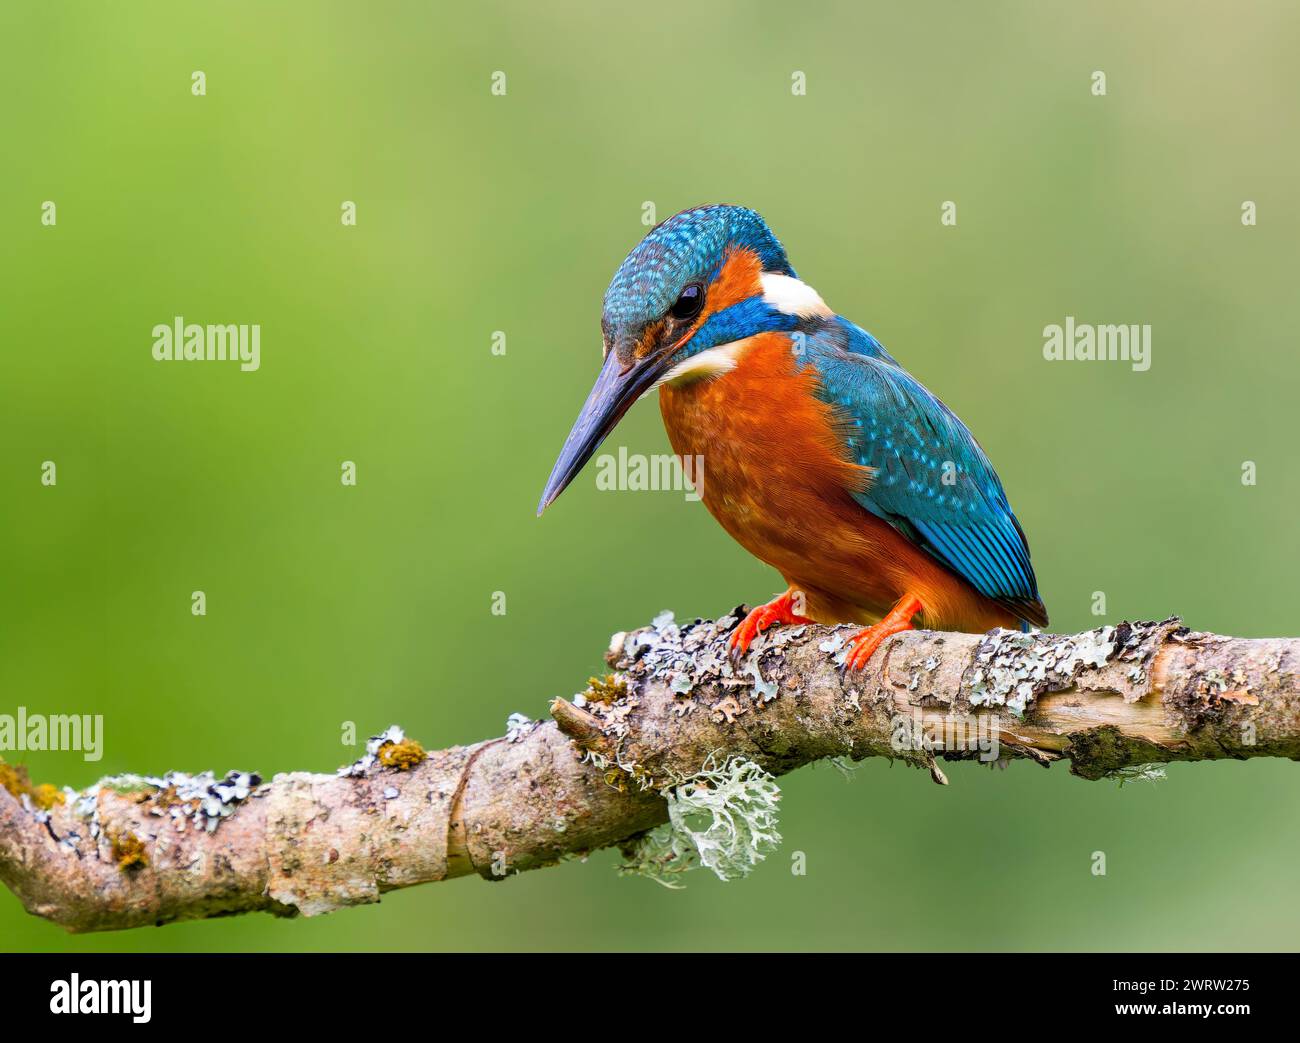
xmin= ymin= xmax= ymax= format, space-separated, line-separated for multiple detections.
xmin=653 ymin=337 xmax=755 ymax=391
xmin=760 ymin=272 xmax=832 ymax=318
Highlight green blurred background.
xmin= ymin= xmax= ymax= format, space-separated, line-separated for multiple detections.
xmin=2 ymin=0 xmax=1298 ymax=952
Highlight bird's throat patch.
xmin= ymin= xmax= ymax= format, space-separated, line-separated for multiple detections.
xmin=657 ymin=338 xmax=751 ymax=388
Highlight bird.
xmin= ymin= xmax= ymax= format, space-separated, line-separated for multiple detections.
xmin=538 ymin=204 xmax=1047 ymax=670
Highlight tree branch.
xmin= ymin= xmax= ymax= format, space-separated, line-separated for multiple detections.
xmin=3 ymin=613 xmax=1297 ymax=932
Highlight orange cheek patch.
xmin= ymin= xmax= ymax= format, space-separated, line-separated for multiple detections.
xmin=705 ymin=247 xmax=764 ymax=316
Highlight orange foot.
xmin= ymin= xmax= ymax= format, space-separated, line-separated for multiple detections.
xmin=728 ymin=589 xmax=812 ymax=663
xmin=844 ymin=595 xmax=923 ymax=671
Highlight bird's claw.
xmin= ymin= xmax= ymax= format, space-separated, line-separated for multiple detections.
xmin=727 ymin=639 xmax=748 ymax=670
xmin=841 ymin=597 xmax=922 ymax=671
xmin=727 ymin=608 xmax=766 ymax=666
xmin=842 ymin=623 xmax=905 ymax=671
xmin=727 ymin=591 xmax=812 ymax=666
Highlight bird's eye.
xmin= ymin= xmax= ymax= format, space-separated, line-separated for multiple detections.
xmin=668 ymin=283 xmax=704 ymax=321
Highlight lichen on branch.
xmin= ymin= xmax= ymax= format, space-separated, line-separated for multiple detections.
xmin=2 ymin=612 xmax=1298 ymax=933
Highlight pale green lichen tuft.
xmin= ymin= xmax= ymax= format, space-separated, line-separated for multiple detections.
xmin=621 ymin=754 xmax=782 ymax=886
xmin=618 ymin=823 xmax=695 ymax=889
xmin=1109 ymin=762 xmax=1167 ymax=786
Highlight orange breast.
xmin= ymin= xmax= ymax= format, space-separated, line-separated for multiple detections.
xmin=658 ymin=332 xmax=1017 ymax=631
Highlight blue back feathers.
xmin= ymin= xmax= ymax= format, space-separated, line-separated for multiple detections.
xmin=801 ymin=320 xmax=1047 ymax=626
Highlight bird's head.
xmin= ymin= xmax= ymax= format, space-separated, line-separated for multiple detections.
xmin=538 ymin=204 xmax=831 ymax=513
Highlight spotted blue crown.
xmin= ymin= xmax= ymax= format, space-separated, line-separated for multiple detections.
xmin=601 ymin=205 xmax=796 ymax=335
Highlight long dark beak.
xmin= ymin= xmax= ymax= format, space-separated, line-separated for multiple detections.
xmin=537 ymin=350 xmax=666 ymax=515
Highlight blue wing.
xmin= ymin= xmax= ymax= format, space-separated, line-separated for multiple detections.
xmin=804 ymin=318 xmax=1047 ymax=626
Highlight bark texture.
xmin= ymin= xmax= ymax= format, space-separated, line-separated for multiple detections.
xmin=2 ymin=612 xmax=1297 ymax=932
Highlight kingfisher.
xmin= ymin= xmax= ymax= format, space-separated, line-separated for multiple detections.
xmin=538 ymin=205 xmax=1047 ymax=670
